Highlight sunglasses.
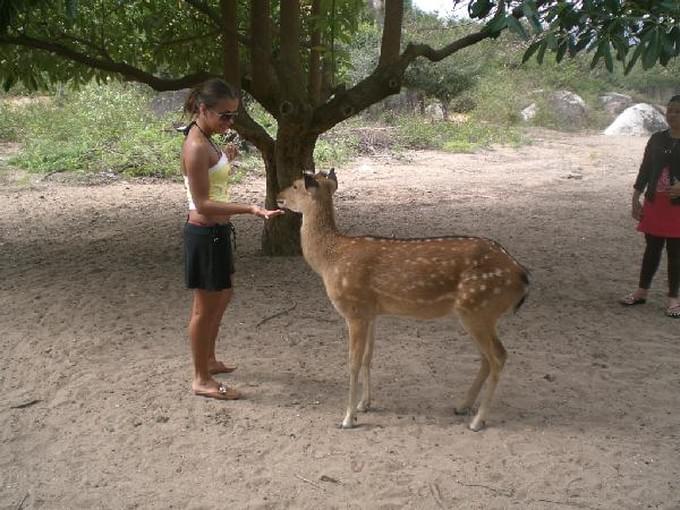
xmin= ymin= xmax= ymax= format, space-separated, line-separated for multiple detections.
xmin=210 ymin=109 xmax=239 ymax=122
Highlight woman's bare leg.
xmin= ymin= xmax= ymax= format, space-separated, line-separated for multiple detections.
xmin=189 ymin=289 xmax=238 ymax=395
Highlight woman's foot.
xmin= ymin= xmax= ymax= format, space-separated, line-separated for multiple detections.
xmin=619 ymin=290 xmax=648 ymax=306
xmin=193 ymin=379 xmax=241 ymax=400
xmin=666 ymin=301 xmax=680 ymax=319
xmin=208 ymin=360 xmax=238 ymax=375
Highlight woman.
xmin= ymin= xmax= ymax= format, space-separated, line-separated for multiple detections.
xmin=182 ymin=79 xmax=283 ymax=399
xmin=620 ymin=95 xmax=680 ymax=318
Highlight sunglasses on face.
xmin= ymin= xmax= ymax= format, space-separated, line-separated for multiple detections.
xmin=210 ymin=109 xmax=239 ymax=122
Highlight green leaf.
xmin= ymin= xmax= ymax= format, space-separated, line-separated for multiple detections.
xmin=590 ymin=43 xmax=604 ymax=69
xmin=522 ymin=40 xmax=542 ymax=63
xmin=642 ymin=31 xmax=660 ymax=69
xmin=555 ymin=39 xmax=568 ymax=63
xmin=624 ymin=42 xmax=645 ymax=74
xmin=484 ymin=14 xmax=507 ymax=35
xmin=506 ymin=16 xmax=528 ymax=40
xmin=603 ymin=42 xmax=613 ymax=72
xmin=469 ymin=0 xmax=493 ymax=18
xmin=536 ymin=39 xmax=548 ymax=64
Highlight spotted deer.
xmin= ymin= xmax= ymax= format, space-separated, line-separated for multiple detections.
xmin=277 ymin=170 xmax=529 ymax=431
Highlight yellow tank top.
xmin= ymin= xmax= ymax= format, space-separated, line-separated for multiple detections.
xmin=184 ymin=152 xmax=232 ymax=210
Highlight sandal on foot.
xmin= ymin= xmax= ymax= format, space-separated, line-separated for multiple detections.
xmin=194 ymin=383 xmax=241 ymax=400
xmin=619 ymin=293 xmax=646 ymax=306
xmin=665 ymin=304 xmax=680 ymax=319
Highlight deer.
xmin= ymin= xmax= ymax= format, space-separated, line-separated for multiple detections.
xmin=276 ymin=169 xmax=530 ymax=431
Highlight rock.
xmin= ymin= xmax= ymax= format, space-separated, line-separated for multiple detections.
xmin=598 ymin=92 xmax=633 ymax=117
xmin=603 ymin=103 xmax=668 ymax=136
xmin=548 ymin=90 xmax=588 ymax=128
xmin=520 ymin=103 xmax=537 ymax=122
xmin=424 ymin=102 xmax=445 ymax=121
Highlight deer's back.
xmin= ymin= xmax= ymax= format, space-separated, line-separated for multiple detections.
xmin=321 ymin=235 xmax=528 ymax=320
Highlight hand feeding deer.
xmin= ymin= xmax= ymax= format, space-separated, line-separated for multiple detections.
xmin=277 ymin=170 xmax=529 ymax=431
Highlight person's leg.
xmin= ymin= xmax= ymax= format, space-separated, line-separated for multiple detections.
xmin=205 ymin=288 xmax=237 ymax=373
xmin=665 ymin=238 xmax=680 ymax=315
xmin=634 ymin=234 xmax=666 ymax=298
xmin=189 ymin=289 xmax=240 ymax=398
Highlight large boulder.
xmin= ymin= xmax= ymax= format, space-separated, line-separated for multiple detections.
xmin=548 ymin=90 xmax=588 ymax=127
xmin=598 ymin=92 xmax=633 ymax=117
xmin=603 ymin=103 xmax=668 ymax=136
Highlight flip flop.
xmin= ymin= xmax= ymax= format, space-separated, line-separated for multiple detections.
xmin=209 ymin=362 xmax=238 ymax=375
xmin=194 ymin=383 xmax=241 ymax=400
xmin=665 ymin=305 xmax=680 ymax=319
xmin=619 ymin=294 xmax=647 ymax=306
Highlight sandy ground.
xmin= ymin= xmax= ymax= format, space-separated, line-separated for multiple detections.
xmin=1 ymin=131 xmax=679 ymax=510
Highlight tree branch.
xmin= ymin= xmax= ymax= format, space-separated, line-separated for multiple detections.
xmin=221 ymin=0 xmax=240 ymax=89
xmin=278 ymin=0 xmax=307 ymax=108
xmin=312 ymin=27 xmax=491 ymax=133
xmin=0 ymin=33 xmax=217 ymax=90
xmin=308 ymin=0 xmax=322 ymax=105
xmin=379 ymin=0 xmax=404 ymax=66
xmin=233 ymin=110 xmax=275 ymax=156
xmin=249 ymin=0 xmax=279 ymax=112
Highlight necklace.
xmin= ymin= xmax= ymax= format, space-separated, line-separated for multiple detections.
xmin=193 ymin=122 xmax=221 ymax=156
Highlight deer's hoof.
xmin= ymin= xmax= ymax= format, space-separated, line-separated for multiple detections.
xmin=340 ymin=417 xmax=356 ymax=429
xmin=357 ymin=401 xmax=370 ymax=413
xmin=468 ymin=418 xmax=486 ymax=432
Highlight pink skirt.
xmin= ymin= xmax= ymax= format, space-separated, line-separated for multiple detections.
xmin=637 ymin=192 xmax=680 ymax=238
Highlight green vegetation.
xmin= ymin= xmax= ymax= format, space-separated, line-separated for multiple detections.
xmin=2 ymin=82 xmax=183 ymax=178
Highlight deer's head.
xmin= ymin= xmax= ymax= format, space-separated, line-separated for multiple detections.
xmin=277 ymin=168 xmax=337 ymax=213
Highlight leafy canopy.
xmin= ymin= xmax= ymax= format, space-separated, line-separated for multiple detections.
xmin=460 ymin=0 xmax=680 ymax=73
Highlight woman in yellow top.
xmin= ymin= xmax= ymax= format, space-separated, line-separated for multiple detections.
xmin=182 ymin=79 xmax=283 ymax=400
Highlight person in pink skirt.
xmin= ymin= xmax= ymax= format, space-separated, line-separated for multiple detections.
xmin=620 ymin=95 xmax=680 ymax=318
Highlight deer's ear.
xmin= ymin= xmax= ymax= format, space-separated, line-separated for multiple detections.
xmin=327 ymin=168 xmax=338 ymax=193
xmin=304 ymin=173 xmax=319 ymax=190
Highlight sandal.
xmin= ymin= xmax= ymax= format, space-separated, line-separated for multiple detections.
xmin=665 ymin=304 xmax=680 ymax=319
xmin=619 ymin=293 xmax=647 ymax=306
xmin=194 ymin=383 xmax=241 ymax=400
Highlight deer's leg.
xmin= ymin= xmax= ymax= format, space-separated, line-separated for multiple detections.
xmin=458 ymin=314 xmax=507 ymax=432
xmin=454 ymin=354 xmax=489 ymax=416
xmin=342 ymin=317 xmax=370 ymax=429
xmin=357 ymin=320 xmax=376 ymax=412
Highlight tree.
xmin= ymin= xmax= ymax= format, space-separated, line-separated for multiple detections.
xmin=1 ymin=0 xmax=678 ymax=255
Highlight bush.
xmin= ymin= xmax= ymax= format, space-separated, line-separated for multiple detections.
xmin=7 ymin=81 xmax=183 ymax=177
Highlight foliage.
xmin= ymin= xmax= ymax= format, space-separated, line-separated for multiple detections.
xmin=393 ymin=115 xmax=524 ymax=152
xmin=5 ymin=82 xmax=182 ymax=177
xmin=461 ymin=0 xmax=680 ymax=73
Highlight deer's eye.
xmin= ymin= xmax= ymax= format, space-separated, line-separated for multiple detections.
xmin=293 ymin=184 xmax=298 ymax=190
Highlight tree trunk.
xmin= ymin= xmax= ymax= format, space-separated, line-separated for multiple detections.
xmin=261 ymin=124 xmax=318 ymax=256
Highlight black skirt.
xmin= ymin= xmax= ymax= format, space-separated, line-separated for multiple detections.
xmin=183 ymin=222 xmax=235 ymax=291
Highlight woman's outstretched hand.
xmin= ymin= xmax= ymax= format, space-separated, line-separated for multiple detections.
xmin=252 ymin=206 xmax=285 ymax=220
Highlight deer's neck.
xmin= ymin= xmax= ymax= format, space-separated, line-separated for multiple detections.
xmin=301 ymin=199 xmax=340 ymax=273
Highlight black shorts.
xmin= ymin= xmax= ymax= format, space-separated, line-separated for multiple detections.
xmin=183 ymin=222 xmax=235 ymax=291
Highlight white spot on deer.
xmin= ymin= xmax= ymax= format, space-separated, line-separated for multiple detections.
xmin=480 ymin=284 xmax=487 ymax=291
xmin=341 ymin=277 xmax=349 ymax=288
xmin=494 ymin=287 xmax=502 ymax=295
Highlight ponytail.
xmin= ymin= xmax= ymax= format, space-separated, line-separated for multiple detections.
xmin=183 ymin=79 xmax=240 ymax=116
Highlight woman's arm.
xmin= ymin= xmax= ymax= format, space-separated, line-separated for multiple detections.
xmin=185 ymin=141 xmax=282 ymax=219
xmin=633 ymin=134 xmax=658 ymax=193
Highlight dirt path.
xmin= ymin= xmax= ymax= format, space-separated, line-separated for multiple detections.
xmin=1 ymin=132 xmax=678 ymax=509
